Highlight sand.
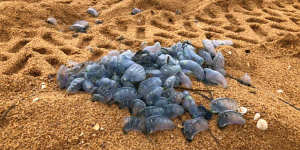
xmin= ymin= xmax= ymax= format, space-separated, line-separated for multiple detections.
xmin=0 ymin=0 xmax=300 ymax=149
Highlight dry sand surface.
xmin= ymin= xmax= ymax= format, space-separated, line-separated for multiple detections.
xmin=0 ymin=0 xmax=300 ymax=149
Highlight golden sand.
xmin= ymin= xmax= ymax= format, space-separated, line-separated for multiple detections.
xmin=0 ymin=0 xmax=300 ymax=149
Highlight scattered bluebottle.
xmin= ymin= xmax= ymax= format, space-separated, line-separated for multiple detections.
xmin=121 ymin=63 xmax=146 ymax=83
xmin=84 ymin=63 xmax=107 ymax=81
xmin=123 ymin=116 xmax=145 ymax=134
xmin=131 ymin=8 xmax=142 ymax=15
xmin=160 ymin=64 xmax=181 ymax=77
xmin=70 ymin=20 xmax=89 ymax=33
xmin=212 ymin=40 xmax=233 ymax=47
xmin=82 ymin=79 xmax=95 ymax=93
xmin=210 ymin=98 xmax=245 ymax=128
xmin=177 ymin=71 xmax=193 ymax=89
xmin=210 ymin=98 xmax=239 ymax=113
xmin=87 ymin=7 xmax=99 ymax=17
xmin=143 ymin=42 xmax=161 ymax=54
xmin=47 ymin=17 xmax=57 ymax=25
xmin=145 ymin=86 xmax=163 ymax=105
xmin=213 ymin=52 xmax=226 ymax=75
xmin=204 ymin=68 xmax=227 ymax=88
xmin=129 ymin=99 xmax=146 ymax=115
xmin=154 ymin=97 xmax=169 ymax=107
xmin=132 ymin=50 xmax=156 ymax=68
xmin=163 ymin=104 xmax=184 ymax=119
xmin=182 ymin=91 xmax=204 ymax=119
xmin=202 ymin=39 xmax=217 ymax=56
xmin=144 ymin=115 xmax=175 ymax=134
xmin=198 ymin=50 xmax=213 ymax=66
xmin=95 ymin=19 xmax=103 ymax=24
xmin=138 ymin=77 xmax=162 ymax=98
xmin=57 ymin=65 xmax=70 ymax=89
xmin=182 ymin=44 xmax=204 ymax=66
xmin=182 ymin=117 xmax=209 ymax=141
xmin=67 ymin=77 xmax=85 ymax=93
xmin=164 ymin=75 xmax=177 ymax=89
xmin=241 ymin=73 xmax=251 ymax=85
xmin=113 ymin=87 xmax=138 ymax=109
xmin=180 ymin=60 xmax=205 ymax=81
xmin=93 ymin=78 xmax=119 ymax=104
xmin=137 ymin=106 xmax=165 ymax=119
xmin=202 ymin=39 xmax=233 ymax=56
xmin=162 ymin=88 xmax=184 ymax=104
xmin=145 ymin=69 xmax=162 ymax=77
xmin=217 ymin=110 xmax=246 ymax=128
xmin=156 ymin=54 xmax=178 ymax=66
xmin=198 ymin=105 xmax=213 ymax=120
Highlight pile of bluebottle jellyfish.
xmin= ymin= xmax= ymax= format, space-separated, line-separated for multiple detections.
xmin=57 ymin=40 xmax=246 ymax=141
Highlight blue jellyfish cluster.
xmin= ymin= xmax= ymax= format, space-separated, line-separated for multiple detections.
xmin=56 ymin=40 xmax=246 ymax=141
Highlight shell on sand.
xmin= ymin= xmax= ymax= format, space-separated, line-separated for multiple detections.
xmin=254 ymin=113 xmax=261 ymax=121
xmin=238 ymin=107 xmax=248 ymax=115
xmin=257 ymin=119 xmax=268 ymax=130
xmin=93 ymin=123 xmax=100 ymax=131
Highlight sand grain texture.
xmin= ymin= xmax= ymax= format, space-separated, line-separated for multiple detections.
xmin=0 ymin=0 xmax=300 ymax=149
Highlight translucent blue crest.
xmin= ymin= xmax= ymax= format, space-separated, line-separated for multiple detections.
xmin=182 ymin=117 xmax=209 ymax=141
xmin=217 ymin=110 xmax=245 ymax=128
xmin=204 ymin=68 xmax=227 ymax=88
xmin=121 ymin=63 xmax=146 ymax=82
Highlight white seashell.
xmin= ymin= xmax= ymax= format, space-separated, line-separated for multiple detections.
xmin=32 ymin=98 xmax=40 ymax=102
xmin=79 ymin=132 xmax=84 ymax=136
xmin=247 ymin=62 xmax=250 ymax=67
xmin=41 ymin=82 xmax=46 ymax=89
xmin=93 ymin=123 xmax=100 ymax=131
xmin=256 ymin=119 xmax=268 ymax=130
xmin=47 ymin=17 xmax=57 ymax=25
xmin=277 ymin=89 xmax=283 ymax=93
xmin=254 ymin=113 xmax=261 ymax=120
xmin=238 ymin=107 xmax=248 ymax=115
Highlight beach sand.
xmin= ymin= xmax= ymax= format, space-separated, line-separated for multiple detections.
xmin=0 ymin=0 xmax=300 ymax=149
